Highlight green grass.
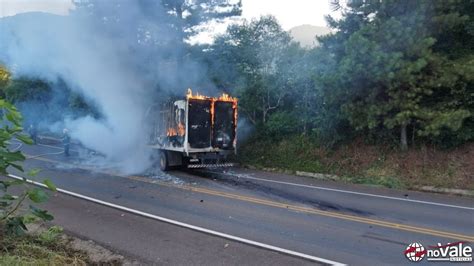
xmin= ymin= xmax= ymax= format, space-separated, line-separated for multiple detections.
xmin=0 ymin=226 xmax=87 ymax=266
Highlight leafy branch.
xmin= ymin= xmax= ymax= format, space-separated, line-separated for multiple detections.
xmin=0 ymin=98 xmax=56 ymax=236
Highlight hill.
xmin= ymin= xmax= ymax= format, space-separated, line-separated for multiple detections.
xmin=289 ymin=24 xmax=332 ymax=48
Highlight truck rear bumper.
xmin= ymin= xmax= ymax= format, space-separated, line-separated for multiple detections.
xmin=187 ymin=163 xmax=235 ymax=169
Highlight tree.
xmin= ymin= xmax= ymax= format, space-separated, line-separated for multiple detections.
xmin=2 ymin=77 xmax=51 ymax=104
xmin=161 ymin=0 xmax=242 ymax=41
xmin=209 ymin=16 xmax=292 ymax=125
xmin=319 ymin=0 xmax=473 ymax=149
xmin=72 ymin=0 xmax=242 ymax=91
xmin=71 ymin=0 xmax=242 ymax=53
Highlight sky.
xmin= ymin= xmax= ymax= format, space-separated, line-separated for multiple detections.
xmin=241 ymin=0 xmax=336 ymax=29
xmin=0 ymin=0 xmax=337 ymax=29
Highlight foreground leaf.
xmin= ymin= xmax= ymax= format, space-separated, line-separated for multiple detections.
xmin=6 ymin=216 xmax=28 ymax=235
xmin=30 ymin=205 xmax=54 ymax=221
xmin=27 ymin=168 xmax=41 ymax=177
xmin=43 ymin=179 xmax=57 ymax=192
xmin=27 ymin=188 xmax=49 ymax=203
xmin=16 ymin=133 xmax=33 ymax=145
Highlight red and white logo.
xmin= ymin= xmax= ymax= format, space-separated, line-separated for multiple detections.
xmin=404 ymin=242 xmax=472 ymax=262
xmin=405 ymin=243 xmax=426 ymax=262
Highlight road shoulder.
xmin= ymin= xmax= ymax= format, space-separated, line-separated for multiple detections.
xmin=43 ymin=190 xmax=318 ymax=265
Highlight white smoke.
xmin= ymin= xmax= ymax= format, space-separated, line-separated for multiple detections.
xmin=0 ymin=5 xmax=184 ymax=174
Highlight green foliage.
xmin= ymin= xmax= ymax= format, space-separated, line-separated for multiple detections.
xmin=264 ymin=112 xmax=299 ymax=137
xmin=2 ymin=78 xmax=51 ymax=104
xmin=209 ymin=16 xmax=293 ymax=125
xmin=42 ymin=179 xmax=57 ymax=192
xmin=0 ymin=100 xmax=29 ymax=175
xmin=318 ymin=0 xmax=474 ymax=149
xmin=209 ymin=2 xmax=472 ymax=150
xmin=29 ymin=205 xmax=54 ymax=221
xmin=1 ymin=75 xmax=100 ymax=126
xmin=160 ymin=0 xmax=242 ymax=39
xmin=74 ymin=0 xmax=242 ymax=42
xmin=27 ymin=189 xmax=49 ymax=204
xmin=0 ymin=97 xmax=55 ymax=236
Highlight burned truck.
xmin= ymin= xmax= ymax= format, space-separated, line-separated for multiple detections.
xmin=148 ymin=89 xmax=237 ymax=171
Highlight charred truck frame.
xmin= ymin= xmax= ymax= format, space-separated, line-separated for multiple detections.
xmin=149 ymin=89 xmax=237 ymax=171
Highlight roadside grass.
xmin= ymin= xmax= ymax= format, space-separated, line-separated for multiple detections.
xmin=0 ymin=226 xmax=87 ymax=266
xmin=238 ymin=135 xmax=473 ymax=191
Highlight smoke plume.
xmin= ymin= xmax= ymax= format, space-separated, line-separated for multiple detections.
xmin=0 ymin=2 xmax=211 ymax=173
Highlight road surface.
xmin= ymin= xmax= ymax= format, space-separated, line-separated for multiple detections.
xmin=6 ymin=141 xmax=474 ymax=265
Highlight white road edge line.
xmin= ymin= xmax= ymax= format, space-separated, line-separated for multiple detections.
xmin=7 ymin=174 xmax=346 ymax=266
xmin=213 ymin=171 xmax=474 ymax=211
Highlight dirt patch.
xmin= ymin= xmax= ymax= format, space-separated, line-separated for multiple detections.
xmin=67 ymin=237 xmax=128 ymax=265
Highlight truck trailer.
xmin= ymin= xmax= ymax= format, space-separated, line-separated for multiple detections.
xmin=148 ymin=89 xmax=237 ymax=171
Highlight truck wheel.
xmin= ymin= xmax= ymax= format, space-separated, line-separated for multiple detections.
xmin=159 ymin=151 xmax=169 ymax=171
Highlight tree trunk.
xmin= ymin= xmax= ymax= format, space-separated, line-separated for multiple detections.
xmin=400 ymin=123 xmax=408 ymax=151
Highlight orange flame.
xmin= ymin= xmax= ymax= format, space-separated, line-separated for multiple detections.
xmin=217 ymin=93 xmax=238 ymax=102
xmin=167 ymin=123 xmax=185 ymax=137
xmin=211 ymin=100 xmax=215 ymax=126
xmin=187 ymin=88 xmax=238 ymax=103
xmin=187 ymin=88 xmax=208 ymax=100
xmin=186 ymin=88 xmax=238 ymax=129
xmin=178 ymin=123 xmax=185 ymax=136
xmin=167 ymin=127 xmax=177 ymax=137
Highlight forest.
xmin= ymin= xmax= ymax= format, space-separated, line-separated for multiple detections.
xmin=1 ymin=0 xmax=472 ymax=189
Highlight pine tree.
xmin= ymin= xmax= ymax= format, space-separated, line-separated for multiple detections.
xmin=319 ymin=0 xmax=473 ymax=149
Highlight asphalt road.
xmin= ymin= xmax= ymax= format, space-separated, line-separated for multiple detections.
xmin=7 ymin=141 xmax=474 ymax=265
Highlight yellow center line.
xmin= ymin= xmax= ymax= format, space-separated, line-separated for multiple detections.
xmin=25 ymin=153 xmax=474 ymax=242
xmin=129 ymin=175 xmax=474 ymax=242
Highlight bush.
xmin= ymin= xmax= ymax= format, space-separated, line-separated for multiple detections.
xmin=264 ymin=112 xmax=300 ymax=138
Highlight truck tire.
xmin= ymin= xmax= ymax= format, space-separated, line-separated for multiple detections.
xmin=159 ymin=151 xmax=169 ymax=171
